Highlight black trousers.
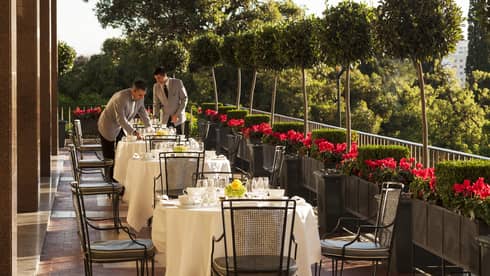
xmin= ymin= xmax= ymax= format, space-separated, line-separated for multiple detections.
xmin=167 ymin=118 xmax=183 ymax=135
xmin=99 ymin=130 xmax=125 ymax=181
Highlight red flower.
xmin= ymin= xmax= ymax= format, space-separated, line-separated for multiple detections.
xmin=227 ymin=119 xmax=244 ymax=128
xmin=197 ymin=107 xmax=202 ymax=114
xmin=205 ymin=109 xmax=218 ymax=117
xmin=219 ymin=114 xmax=227 ymax=123
xmin=454 ymin=177 xmax=490 ymax=200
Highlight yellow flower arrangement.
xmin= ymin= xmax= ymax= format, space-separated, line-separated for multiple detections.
xmin=225 ymin=179 xmax=246 ymax=198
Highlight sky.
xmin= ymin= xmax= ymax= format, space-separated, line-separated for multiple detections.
xmin=58 ymin=0 xmax=470 ymax=56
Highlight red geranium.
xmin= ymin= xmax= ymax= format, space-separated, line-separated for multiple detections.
xmin=73 ymin=106 xmax=102 ymax=119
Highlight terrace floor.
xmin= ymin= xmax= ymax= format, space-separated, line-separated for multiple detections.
xmin=18 ymin=150 xmax=413 ymax=275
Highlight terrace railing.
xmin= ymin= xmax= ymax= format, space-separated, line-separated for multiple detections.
xmin=250 ymin=109 xmax=490 ymax=168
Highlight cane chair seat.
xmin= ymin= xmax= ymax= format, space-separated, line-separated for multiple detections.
xmin=79 ymin=144 xmax=103 ymax=151
xmin=212 ymin=255 xmax=297 ymax=276
xmin=90 ymin=239 xmax=155 ymax=261
xmin=320 ymin=239 xmax=390 ymax=259
xmin=78 ymin=158 xmax=114 ymax=168
xmin=77 ymin=182 xmax=122 ymax=195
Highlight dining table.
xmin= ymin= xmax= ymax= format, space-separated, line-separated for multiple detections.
xmin=151 ymin=199 xmax=321 ymax=276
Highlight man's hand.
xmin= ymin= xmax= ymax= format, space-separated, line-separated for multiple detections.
xmin=134 ymin=131 xmax=142 ymax=140
xmin=171 ymin=114 xmax=178 ymax=123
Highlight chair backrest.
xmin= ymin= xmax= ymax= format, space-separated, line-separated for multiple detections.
xmin=158 ymin=151 xmax=205 ymax=197
xmin=220 ymin=199 xmax=297 ymax=274
xmin=69 ymin=146 xmax=81 ymax=183
xmin=374 ymin=182 xmax=403 ymax=249
xmin=73 ymin=119 xmax=83 ymax=146
xmin=144 ymin=135 xmax=177 ymax=152
xmin=271 ymin=146 xmax=286 ymax=187
xmin=71 ymin=181 xmax=92 ymax=258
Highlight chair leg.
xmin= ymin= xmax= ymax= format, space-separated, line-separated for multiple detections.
xmin=152 ymin=257 xmax=155 ymax=276
xmin=373 ymin=260 xmax=378 ymax=276
xmin=136 ymin=260 xmax=140 ymax=276
xmin=339 ymin=260 xmax=344 ymax=276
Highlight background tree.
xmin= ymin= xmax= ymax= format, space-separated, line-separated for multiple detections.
xmin=154 ymin=40 xmax=190 ymax=75
xmin=378 ymin=0 xmax=463 ymax=166
xmin=320 ymin=1 xmax=375 ymax=150
xmin=284 ymin=17 xmax=321 ymax=134
xmin=58 ymin=41 xmax=76 ymax=77
xmin=190 ymin=33 xmax=223 ymax=110
xmin=466 ymin=0 xmax=490 ymax=82
xmin=236 ymin=31 xmax=260 ymax=112
xmin=256 ymin=24 xmax=289 ymax=124
xmin=220 ymin=33 xmax=242 ymax=107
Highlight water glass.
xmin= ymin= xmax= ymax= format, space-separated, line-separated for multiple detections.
xmin=197 ymin=179 xmax=208 ymax=188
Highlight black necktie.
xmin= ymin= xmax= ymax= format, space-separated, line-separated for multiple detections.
xmin=164 ymin=85 xmax=169 ymax=99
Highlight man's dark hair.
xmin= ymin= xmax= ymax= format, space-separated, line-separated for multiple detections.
xmin=133 ymin=79 xmax=147 ymax=91
xmin=153 ymin=66 xmax=167 ymax=76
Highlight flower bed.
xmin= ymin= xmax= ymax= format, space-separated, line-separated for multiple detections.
xmin=73 ymin=106 xmax=102 ymax=137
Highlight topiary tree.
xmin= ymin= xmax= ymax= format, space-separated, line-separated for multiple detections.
xmin=378 ymin=0 xmax=463 ymax=166
xmin=190 ymin=33 xmax=223 ymax=110
xmin=284 ymin=17 xmax=321 ymax=134
xmin=236 ymin=31 xmax=260 ymax=113
xmin=154 ymin=40 xmax=189 ymax=76
xmin=320 ymin=1 xmax=376 ymax=151
xmin=220 ymin=33 xmax=242 ymax=108
xmin=58 ymin=41 xmax=77 ymax=77
xmin=256 ymin=24 xmax=289 ymax=124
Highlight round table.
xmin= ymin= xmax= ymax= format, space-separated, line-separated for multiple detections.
xmin=120 ymin=156 xmax=231 ymax=231
xmin=152 ymin=201 xmax=321 ymax=276
xmin=113 ymin=140 xmax=146 ymax=182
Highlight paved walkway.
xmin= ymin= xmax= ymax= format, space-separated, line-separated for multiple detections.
xmin=35 ymin=150 xmax=404 ymax=275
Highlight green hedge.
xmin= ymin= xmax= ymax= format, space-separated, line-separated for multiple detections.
xmin=436 ymin=160 xmax=490 ymax=206
xmin=218 ymin=105 xmax=237 ymax=115
xmin=311 ymin=129 xmax=346 ymax=143
xmin=357 ymin=145 xmax=410 ymax=164
xmin=201 ymin=102 xmax=222 ymax=111
xmin=227 ymin=110 xmax=248 ymax=120
xmin=272 ymin=122 xmax=304 ymax=133
xmin=244 ymin=115 xmax=270 ymax=127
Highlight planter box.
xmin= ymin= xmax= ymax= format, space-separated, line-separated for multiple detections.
xmin=344 ymin=176 xmax=379 ymax=221
xmin=315 ymin=171 xmax=345 ymax=235
xmin=477 ymin=236 xmax=490 ymax=276
xmin=246 ymin=143 xmax=267 ymax=177
xmin=460 ymin=216 xmax=489 ymax=273
xmin=427 ymin=204 xmax=445 ymax=257
xmin=215 ymin=126 xmax=230 ymax=154
xmin=261 ymin=144 xmax=276 ymax=173
xmin=443 ymin=208 xmax=461 ymax=266
xmin=302 ymin=157 xmax=323 ymax=193
xmin=226 ymin=133 xmax=242 ymax=167
xmin=78 ymin=118 xmax=99 ymax=138
xmin=390 ymin=198 xmax=413 ymax=273
xmin=280 ymin=156 xmax=303 ymax=198
xmin=412 ymin=199 xmax=428 ymax=248
xmin=199 ymin=120 xmax=217 ymax=150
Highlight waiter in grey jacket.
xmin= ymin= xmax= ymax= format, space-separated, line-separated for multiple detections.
xmin=98 ymin=79 xmax=151 ymax=180
xmin=153 ymin=67 xmax=188 ymax=134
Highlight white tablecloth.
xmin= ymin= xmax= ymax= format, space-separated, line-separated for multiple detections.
xmin=118 ymin=156 xmax=231 ymax=231
xmin=113 ymin=141 xmax=146 ymax=182
xmin=152 ymin=202 xmax=321 ymax=276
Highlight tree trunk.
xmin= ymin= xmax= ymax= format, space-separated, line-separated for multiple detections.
xmin=345 ymin=65 xmax=352 ymax=151
xmin=302 ymin=67 xmax=309 ymax=135
xmin=249 ymin=69 xmax=257 ymax=113
xmin=337 ymin=71 xmax=342 ymax=127
xmin=415 ymin=60 xmax=429 ymax=167
xmin=211 ymin=66 xmax=219 ymax=110
xmin=271 ymin=73 xmax=278 ymax=125
xmin=236 ymin=67 xmax=242 ymax=108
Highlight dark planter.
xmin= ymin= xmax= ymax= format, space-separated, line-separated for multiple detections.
xmin=247 ymin=137 xmax=262 ymax=145
xmin=226 ymin=133 xmax=242 ymax=166
xmin=390 ymin=198 xmax=413 ymax=273
xmin=199 ymin=120 xmax=217 ymax=150
xmin=302 ymin=157 xmax=323 ymax=193
xmin=477 ymin=235 xmax=490 ymax=276
xmin=442 ymin=208 xmax=461 ymax=266
xmin=460 ymin=216 xmax=490 ymax=273
xmin=217 ymin=126 xmax=230 ymax=153
xmin=344 ymin=176 xmax=379 ymax=221
xmin=344 ymin=176 xmax=359 ymax=216
xmin=280 ymin=155 xmax=303 ymax=198
xmin=427 ymin=204 xmax=445 ymax=257
xmin=262 ymin=144 xmax=275 ymax=173
xmin=412 ymin=199 xmax=428 ymax=248
xmin=59 ymin=120 xmax=67 ymax=148
xmin=315 ymin=170 xmax=345 ymax=235
xmin=246 ymin=143 xmax=267 ymax=177
xmin=79 ymin=117 xmax=98 ymax=138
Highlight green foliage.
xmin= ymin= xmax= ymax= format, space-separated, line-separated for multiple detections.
xmin=435 ymin=160 xmax=490 ymax=206
xmin=220 ymin=33 xmax=240 ymax=67
xmin=58 ymin=41 xmax=76 ymax=76
xmin=310 ymin=104 xmax=339 ymax=126
xmin=284 ymin=17 xmax=321 ymax=69
xmin=466 ymin=0 xmax=490 ymax=80
xmin=320 ymin=1 xmax=375 ymax=65
xmin=244 ymin=114 xmax=270 ymax=127
xmin=357 ymin=145 xmax=410 ymax=166
xmin=351 ymin=100 xmax=383 ymax=133
xmin=218 ymin=105 xmax=237 ymax=115
xmin=311 ymin=129 xmax=346 ymax=143
xmin=272 ymin=122 xmax=304 ymax=133
xmin=256 ymin=24 xmax=289 ymax=71
xmin=377 ymin=0 xmax=463 ymax=63
xmin=235 ymin=31 xmax=259 ymax=69
xmin=201 ymin=102 xmax=222 ymax=111
xmin=226 ymin=110 xmax=248 ymax=120
xmin=190 ymin=33 xmax=222 ymax=68
xmin=154 ymin=40 xmax=189 ymax=73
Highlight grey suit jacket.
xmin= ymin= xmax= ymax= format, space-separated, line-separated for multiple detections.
xmin=98 ymin=88 xmax=151 ymax=141
xmin=153 ymin=78 xmax=188 ymax=126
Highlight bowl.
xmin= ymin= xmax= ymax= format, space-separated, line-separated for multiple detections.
xmin=268 ymin=189 xmax=285 ymax=199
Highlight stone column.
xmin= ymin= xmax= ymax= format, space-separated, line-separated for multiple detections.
xmin=0 ymin=0 xmax=17 ymax=273
xmin=51 ymin=0 xmax=58 ymax=155
xmin=17 ymin=0 xmax=40 ymax=213
xmin=40 ymin=0 xmax=51 ymax=176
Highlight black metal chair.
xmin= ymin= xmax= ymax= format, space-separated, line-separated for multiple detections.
xmin=153 ymin=150 xmax=205 ymax=201
xmin=144 ymin=134 xmax=177 ymax=152
xmin=73 ymin=119 xmax=103 ymax=160
xmin=263 ymin=145 xmax=286 ymax=188
xmin=71 ymin=181 xmax=155 ymax=276
xmin=318 ymin=182 xmax=404 ymax=276
xmin=69 ymin=145 xmax=123 ymax=230
xmin=211 ymin=199 xmax=298 ymax=276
